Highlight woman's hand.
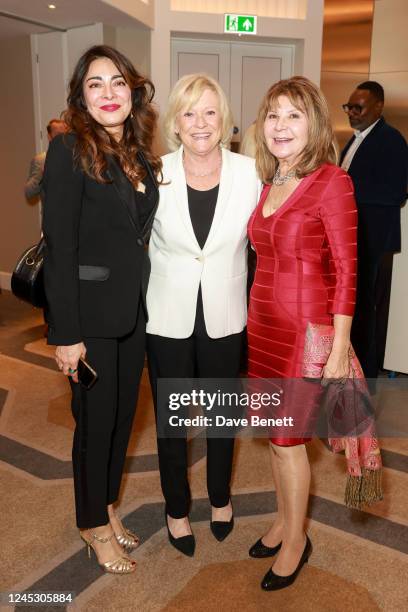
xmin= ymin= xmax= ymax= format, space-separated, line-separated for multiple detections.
xmin=322 ymin=314 xmax=352 ymax=385
xmin=56 ymin=342 xmax=86 ymax=383
xmin=322 ymin=345 xmax=350 ymax=385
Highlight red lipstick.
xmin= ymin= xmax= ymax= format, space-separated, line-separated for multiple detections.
xmin=100 ymin=104 xmax=120 ymax=111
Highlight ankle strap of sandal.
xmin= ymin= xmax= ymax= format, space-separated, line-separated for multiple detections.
xmin=90 ymin=531 xmax=114 ymax=544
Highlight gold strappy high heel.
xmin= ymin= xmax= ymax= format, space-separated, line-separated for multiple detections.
xmin=80 ymin=531 xmax=136 ymax=574
xmin=115 ymin=527 xmax=139 ymax=552
xmin=109 ymin=511 xmax=140 ymax=552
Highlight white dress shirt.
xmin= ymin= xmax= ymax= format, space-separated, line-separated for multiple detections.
xmin=341 ymin=118 xmax=381 ymax=171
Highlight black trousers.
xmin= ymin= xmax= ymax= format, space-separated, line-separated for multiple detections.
xmin=351 ymin=251 xmax=394 ymax=379
xmin=71 ymin=303 xmax=145 ymax=528
xmin=147 ymin=329 xmax=243 ymax=519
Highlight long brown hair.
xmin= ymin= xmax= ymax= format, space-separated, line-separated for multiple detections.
xmin=256 ymin=76 xmax=338 ymax=184
xmin=63 ymin=45 xmax=162 ymax=186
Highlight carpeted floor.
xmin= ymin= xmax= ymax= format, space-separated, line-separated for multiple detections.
xmin=0 ymin=290 xmax=407 ymax=611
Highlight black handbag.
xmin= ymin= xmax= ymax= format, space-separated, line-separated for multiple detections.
xmin=11 ymin=237 xmax=46 ymax=308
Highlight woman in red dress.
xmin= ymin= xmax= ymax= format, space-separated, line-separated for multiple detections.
xmin=247 ymin=77 xmax=357 ymax=590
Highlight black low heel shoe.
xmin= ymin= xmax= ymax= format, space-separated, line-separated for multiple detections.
xmin=210 ymin=517 xmax=234 ymax=542
xmin=166 ymin=515 xmax=195 ymax=557
xmin=261 ymin=535 xmax=312 ymax=591
xmin=249 ymin=538 xmax=282 ymax=558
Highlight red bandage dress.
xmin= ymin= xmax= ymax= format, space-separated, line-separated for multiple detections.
xmin=247 ymin=163 xmax=357 ymax=445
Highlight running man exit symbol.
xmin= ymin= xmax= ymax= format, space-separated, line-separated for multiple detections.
xmin=224 ymin=14 xmax=257 ymax=35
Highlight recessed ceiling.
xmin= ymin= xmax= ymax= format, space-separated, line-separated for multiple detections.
xmin=0 ymin=0 xmax=147 ymax=40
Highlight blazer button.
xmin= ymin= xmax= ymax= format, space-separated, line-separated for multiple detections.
xmin=137 ymin=238 xmax=144 ymax=247
xmin=195 ymin=256 xmax=204 ymax=263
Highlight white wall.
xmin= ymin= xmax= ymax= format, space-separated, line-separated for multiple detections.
xmin=385 ymin=205 xmax=408 ymax=373
xmin=67 ymin=24 xmax=105 ymax=77
xmin=0 ymin=36 xmax=39 ymax=288
xmin=104 ymin=24 xmax=151 ymax=76
xmin=170 ymin=0 xmax=307 ymax=19
xmin=101 ymin=0 xmax=154 ymax=28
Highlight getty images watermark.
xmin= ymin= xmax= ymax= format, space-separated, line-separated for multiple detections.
xmin=167 ymin=388 xmax=294 ymax=429
xmin=156 ymin=377 xmax=408 ymax=439
xmin=157 ymin=378 xmax=304 ymax=439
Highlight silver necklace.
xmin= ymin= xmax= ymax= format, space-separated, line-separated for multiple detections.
xmin=273 ymin=167 xmax=296 ymax=186
xmin=183 ymin=153 xmax=222 ymax=177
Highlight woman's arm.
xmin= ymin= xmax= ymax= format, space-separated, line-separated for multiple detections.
xmin=42 ymin=134 xmax=86 ymax=377
xmin=24 ymin=153 xmax=45 ymax=200
xmin=323 ymin=313 xmax=352 ymax=379
xmin=319 ymin=169 xmax=357 ymax=380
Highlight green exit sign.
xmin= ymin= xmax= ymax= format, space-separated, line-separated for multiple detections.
xmin=224 ymin=14 xmax=257 ymax=35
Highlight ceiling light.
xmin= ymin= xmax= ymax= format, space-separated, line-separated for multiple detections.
xmin=48 ymin=3 xmax=56 ymax=8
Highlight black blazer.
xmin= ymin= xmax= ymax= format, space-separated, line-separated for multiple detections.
xmin=340 ymin=117 xmax=407 ymax=255
xmin=42 ymin=133 xmax=159 ymax=345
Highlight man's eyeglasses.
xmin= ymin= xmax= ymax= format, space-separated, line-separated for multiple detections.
xmin=342 ymin=103 xmax=363 ymax=114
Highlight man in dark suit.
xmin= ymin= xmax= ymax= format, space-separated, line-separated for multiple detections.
xmin=340 ymin=81 xmax=407 ymax=381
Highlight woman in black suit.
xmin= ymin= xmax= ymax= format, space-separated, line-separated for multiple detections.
xmin=42 ymin=45 xmax=161 ymax=574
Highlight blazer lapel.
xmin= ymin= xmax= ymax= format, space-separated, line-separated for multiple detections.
xmin=106 ymin=156 xmax=141 ymax=233
xmin=173 ymin=146 xmax=201 ymax=249
xmin=342 ymin=117 xmax=385 ymax=167
xmin=137 ymin=151 xmax=159 ymax=241
xmin=203 ymin=147 xmax=233 ymax=250
xmin=350 ymin=117 xmax=385 ymax=163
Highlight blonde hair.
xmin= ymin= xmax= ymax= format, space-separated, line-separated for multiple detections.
xmin=163 ymin=73 xmax=233 ymax=151
xmin=256 ymin=76 xmax=338 ymax=184
xmin=240 ymin=122 xmax=257 ymax=158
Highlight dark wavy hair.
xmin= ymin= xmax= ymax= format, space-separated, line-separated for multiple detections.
xmin=63 ymin=45 xmax=162 ymax=186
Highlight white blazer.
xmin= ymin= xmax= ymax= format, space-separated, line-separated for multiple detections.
xmin=146 ymin=145 xmax=260 ymax=339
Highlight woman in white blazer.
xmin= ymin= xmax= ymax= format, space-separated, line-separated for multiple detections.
xmin=146 ymin=74 xmax=259 ymax=556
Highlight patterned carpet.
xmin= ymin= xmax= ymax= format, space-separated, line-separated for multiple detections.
xmin=0 ymin=291 xmax=407 ymax=611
